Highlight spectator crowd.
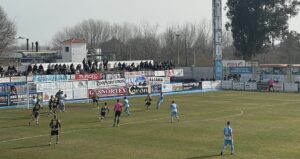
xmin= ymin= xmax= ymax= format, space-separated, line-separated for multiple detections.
xmin=0 ymin=58 xmax=175 ymax=77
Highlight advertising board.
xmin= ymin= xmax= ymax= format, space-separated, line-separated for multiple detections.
xmin=75 ymin=73 xmax=102 ymax=80
xmin=89 ymin=87 xmax=127 ymax=98
xmin=128 ymin=86 xmax=151 ymax=95
xmin=221 ymin=81 xmax=233 ymax=90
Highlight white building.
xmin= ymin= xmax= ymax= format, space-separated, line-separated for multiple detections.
xmin=61 ymin=38 xmax=87 ymax=62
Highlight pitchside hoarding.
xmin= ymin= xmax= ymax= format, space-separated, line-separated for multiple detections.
xmin=33 ymin=75 xmax=70 ymax=82
xmin=183 ymin=83 xmax=200 ymax=90
xmin=245 ymin=82 xmax=257 ymax=91
xmin=88 ymin=87 xmax=127 ymax=98
xmin=0 ymin=77 xmax=10 ymax=83
xmin=145 ymin=77 xmax=170 ymax=84
xmin=88 ymin=79 xmax=126 ymax=88
xmin=128 ymin=86 xmax=151 ymax=95
xmin=151 ymin=84 xmax=162 ymax=93
xmin=232 ymin=82 xmax=245 ymax=90
xmin=165 ymin=69 xmax=184 ymax=77
xmin=284 ymin=83 xmax=298 ymax=92
xmin=74 ymin=73 xmax=102 ymax=80
xmin=221 ymin=81 xmax=233 ymax=90
xmin=229 ymin=67 xmax=252 ymax=74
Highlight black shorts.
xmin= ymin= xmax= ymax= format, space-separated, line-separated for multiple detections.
xmin=115 ymin=111 xmax=121 ymax=117
xmin=146 ymin=102 xmax=151 ymax=106
xmin=34 ymin=112 xmax=39 ymax=118
xmin=93 ymin=99 xmax=98 ymax=103
xmin=51 ymin=130 xmax=59 ymax=136
xmin=101 ymin=112 xmax=106 ymax=117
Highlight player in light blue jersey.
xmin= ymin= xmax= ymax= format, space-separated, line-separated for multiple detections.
xmin=221 ymin=121 xmax=234 ymax=155
xmin=156 ymin=92 xmax=164 ymax=109
xmin=123 ymin=97 xmax=130 ymax=116
xmin=170 ymin=100 xmax=179 ymax=123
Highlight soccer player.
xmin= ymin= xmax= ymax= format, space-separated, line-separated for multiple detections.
xmin=268 ymin=78 xmax=275 ymax=92
xmin=59 ymin=93 xmax=67 ymax=112
xmin=52 ymin=97 xmax=58 ymax=114
xmin=99 ymin=102 xmax=110 ymax=121
xmin=29 ymin=100 xmax=41 ymax=125
xmin=113 ymin=99 xmax=123 ymax=127
xmin=48 ymin=95 xmax=55 ymax=116
xmin=144 ymin=94 xmax=152 ymax=111
xmin=170 ymin=100 xmax=179 ymax=123
xmin=32 ymin=95 xmax=37 ymax=106
xmin=156 ymin=92 xmax=164 ymax=109
xmin=123 ymin=96 xmax=130 ymax=116
xmin=220 ymin=121 xmax=234 ymax=155
xmin=92 ymin=91 xmax=99 ymax=107
xmin=49 ymin=114 xmax=61 ymax=145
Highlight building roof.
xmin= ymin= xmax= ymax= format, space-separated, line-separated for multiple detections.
xmin=62 ymin=38 xmax=86 ymax=44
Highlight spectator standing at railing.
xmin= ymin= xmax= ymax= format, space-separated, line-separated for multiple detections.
xmin=76 ymin=64 xmax=81 ymax=73
xmin=88 ymin=59 xmax=92 ymax=70
xmin=91 ymin=63 xmax=97 ymax=73
xmin=33 ymin=64 xmax=38 ymax=74
xmin=38 ymin=64 xmax=44 ymax=74
xmin=103 ymin=57 xmax=108 ymax=71
xmin=0 ymin=65 xmax=4 ymax=77
xmin=47 ymin=64 xmax=51 ymax=74
xmin=27 ymin=64 xmax=33 ymax=75
xmin=118 ymin=62 xmax=122 ymax=70
xmin=70 ymin=64 xmax=76 ymax=74
xmin=94 ymin=59 xmax=99 ymax=70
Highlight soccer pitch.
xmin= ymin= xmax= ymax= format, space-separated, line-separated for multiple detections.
xmin=0 ymin=91 xmax=300 ymax=159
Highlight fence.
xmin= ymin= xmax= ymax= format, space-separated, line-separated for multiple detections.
xmin=221 ymin=81 xmax=300 ymax=93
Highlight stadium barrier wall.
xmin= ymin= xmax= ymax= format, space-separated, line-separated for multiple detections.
xmin=221 ymin=81 xmax=300 ymax=93
xmin=0 ymin=69 xmax=213 ymax=108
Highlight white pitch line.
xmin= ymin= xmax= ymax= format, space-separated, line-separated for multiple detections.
xmin=0 ymin=134 xmax=49 ymax=144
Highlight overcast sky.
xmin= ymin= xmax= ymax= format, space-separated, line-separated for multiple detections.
xmin=1 ymin=0 xmax=300 ymax=45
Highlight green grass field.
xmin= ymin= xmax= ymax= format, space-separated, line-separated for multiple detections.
xmin=1 ymin=91 xmax=300 ymax=159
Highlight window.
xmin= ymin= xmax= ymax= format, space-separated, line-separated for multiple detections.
xmin=65 ymin=47 xmax=69 ymax=52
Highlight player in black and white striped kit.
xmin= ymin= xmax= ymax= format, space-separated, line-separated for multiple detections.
xmin=49 ymin=115 xmax=61 ymax=145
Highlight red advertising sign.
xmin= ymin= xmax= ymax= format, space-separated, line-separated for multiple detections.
xmin=75 ymin=73 xmax=102 ymax=80
xmin=88 ymin=87 xmax=127 ymax=98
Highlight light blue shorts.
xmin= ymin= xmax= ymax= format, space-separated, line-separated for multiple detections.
xmin=224 ymin=140 xmax=233 ymax=146
xmin=171 ymin=111 xmax=178 ymax=117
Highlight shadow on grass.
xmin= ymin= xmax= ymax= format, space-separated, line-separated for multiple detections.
xmin=186 ymin=154 xmax=222 ymax=159
xmin=11 ymin=144 xmax=49 ymax=149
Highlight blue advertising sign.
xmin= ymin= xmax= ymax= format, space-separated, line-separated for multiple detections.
xmin=215 ymin=60 xmax=223 ymax=80
xmin=230 ymin=67 xmax=252 ymax=74
xmin=33 ymin=75 xmax=70 ymax=82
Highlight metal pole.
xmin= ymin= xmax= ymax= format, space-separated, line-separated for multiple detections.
xmin=185 ymin=39 xmax=187 ymax=67
xmin=176 ymin=34 xmax=180 ymax=66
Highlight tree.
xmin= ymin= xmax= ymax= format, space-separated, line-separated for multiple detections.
xmin=0 ymin=6 xmax=16 ymax=54
xmin=226 ymin=0 xmax=300 ymax=60
xmin=279 ymin=30 xmax=300 ymax=63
